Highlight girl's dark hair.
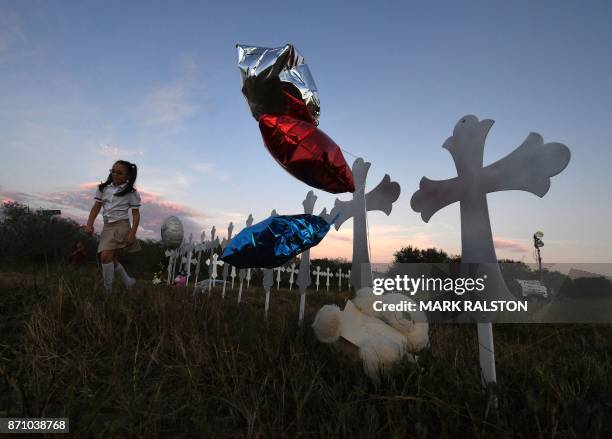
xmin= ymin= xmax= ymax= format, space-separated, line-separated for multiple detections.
xmin=98 ymin=160 xmax=138 ymax=196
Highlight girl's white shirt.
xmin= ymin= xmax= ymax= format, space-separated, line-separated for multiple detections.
xmin=94 ymin=183 xmax=141 ymax=223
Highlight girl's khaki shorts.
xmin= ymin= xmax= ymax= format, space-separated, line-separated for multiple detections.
xmin=97 ymin=219 xmax=141 ymax=254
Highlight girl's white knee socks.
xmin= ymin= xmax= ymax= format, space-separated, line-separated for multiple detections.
xmin=115 ymin=262 xmax=136 ymax=288
xmin=101 ymin=262 xmax=114 ymax=291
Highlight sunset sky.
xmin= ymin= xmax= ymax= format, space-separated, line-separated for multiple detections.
xmin=1 ymin=0 xmax=611 ymax=263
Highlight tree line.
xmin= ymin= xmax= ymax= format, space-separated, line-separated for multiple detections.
xmin=2 ymin=201 xmax=610 ymax=298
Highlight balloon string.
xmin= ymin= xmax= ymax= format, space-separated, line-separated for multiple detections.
xmin=339 ymin=146 xmax=361 ymax=160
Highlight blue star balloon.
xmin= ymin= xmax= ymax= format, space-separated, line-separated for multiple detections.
xmin=220 ymin=214 xmax=331 ymax=268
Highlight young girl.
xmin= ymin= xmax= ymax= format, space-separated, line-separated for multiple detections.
xmin=84 ymin=160 xmax=141 ymax=291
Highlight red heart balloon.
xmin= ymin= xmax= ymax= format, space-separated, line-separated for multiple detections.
xmin=258 ymin=90 xmax=355 ymax=194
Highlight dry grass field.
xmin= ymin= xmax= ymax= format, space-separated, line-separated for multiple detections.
xmin=1 ymin=266 xmax=611 ymax=438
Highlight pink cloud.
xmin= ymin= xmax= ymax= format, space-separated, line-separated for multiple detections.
xmin=327 ymin=234 xmax=352 ymax=242
xmin=0 ymin=184 xmax=208 ymax=240
xmin=493 ymin=237 xmax=529 ymax=253
xmin=0 ymin=187 xmax=38 ymax=205
xmin=79 ymin=182 xmax=99 ymax=189
xmin=311 ymin=227 xmax=435 ymax=263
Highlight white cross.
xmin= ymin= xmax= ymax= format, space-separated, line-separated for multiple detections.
xmin=330 ymin=158 xmax=400 ymax=292
xmin=274 ymin=266 xmax=285 ymax=290
xmin=191 ymin=231 xmax=206 ymax=293
xmin=220 ymin=222 xmax=234 ymax=299
xmin=296 ymin=191 xmax=316 ymax=324
xmin=186 ymin=254 xmax=197 ymax=287
xmin=263 ymin=264 xmax=273 ymax=317
xmin=207 ymin=253 xmax=223 ymax=279
xmin=410 ymin=114 xmax=570 ymax=390
xmin=183 ymin=233 xmax=195 ymax=287
xmin=336 ymin=267 xmax=343 ymax=291
xmin=346 ymin=270 xmax=351 ymax=290
xmin=286 ymin=263 xmax=299 ymax=291
xmin=237 ymin=214 xmax=253 ymax=304
xmin=206 ymin=253 xmax=224 ymax=293
xmin=323 ymin=267 xmax=333 ymax=291
xmin=209 ymin=226 xmax=217 ymax=248
xmin=177 ymin=233 xmax=192 ymax=275
xmin=312 ymin=266 xmax=323 ymax=291
xmin=170 ymin=242 xmax=182 ymax=283
xmin=230 ymin=266 xmax=237 ymax=289
xmin=262 ymin=209 xmax=278 ymax=319
xmin=165 ymin=249 xmax=175 ymax=285
xmin=193 ymin=226 xmax=219 ymax=294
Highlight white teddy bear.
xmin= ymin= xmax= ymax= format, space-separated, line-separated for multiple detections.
xmin=312 ymin=287 xmax=429 ymax=380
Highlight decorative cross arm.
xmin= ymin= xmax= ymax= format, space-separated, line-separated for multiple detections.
xmin=410 ymin=176 xmax=462 ymax=223
xmin=332 ymin=173 xmax=400 ymax=230
xmin=411 ymin=116 xmax=571 ymax=223
xmin=365 ymin=174 xmax=401 ymax=216
xmin=481 ymin=133 xmax=571 ymax=197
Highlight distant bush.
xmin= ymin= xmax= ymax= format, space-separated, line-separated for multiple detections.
xmin=0 ymin=202 xmax=164 ymax=275
xmin=0 ymin=202 xmax=97 ymax=268
xmin=392 ymin=245 xmax=457 ymax=264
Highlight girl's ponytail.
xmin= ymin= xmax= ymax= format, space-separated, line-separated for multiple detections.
xmin=130 ymin=163 xmax=138 ymax=186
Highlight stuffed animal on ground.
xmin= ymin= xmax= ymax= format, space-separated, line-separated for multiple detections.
xmin=312 ymin=286 xmax=429 ymax=380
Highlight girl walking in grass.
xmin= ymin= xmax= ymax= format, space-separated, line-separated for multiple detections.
xmin=83 ymin=160 xmax=141 ymax=291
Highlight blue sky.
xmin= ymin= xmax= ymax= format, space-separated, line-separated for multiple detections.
xmin=1 ymin=0 xmax=611 ymax=263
